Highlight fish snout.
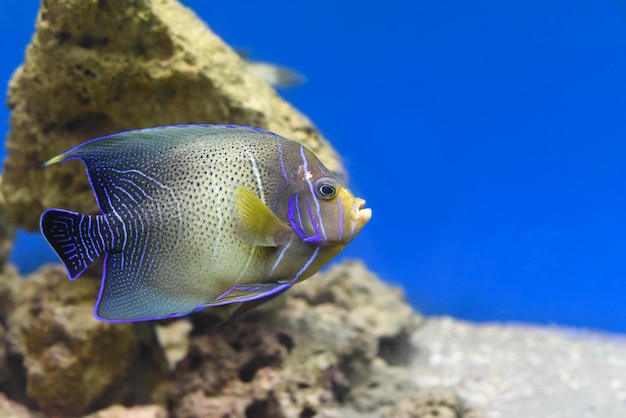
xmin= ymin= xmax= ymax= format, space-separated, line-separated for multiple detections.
xmin=351 ymin=198 xmax=372 ymax=225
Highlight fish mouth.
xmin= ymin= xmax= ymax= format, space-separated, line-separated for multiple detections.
xmin=351 ymin=198 xmax=372 ymax=224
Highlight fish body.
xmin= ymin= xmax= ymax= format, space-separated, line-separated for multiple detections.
xmin=40 ymin=125 xmax=371 ymax=322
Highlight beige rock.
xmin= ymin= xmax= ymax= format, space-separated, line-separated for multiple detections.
xmin=154 ymin=320 xmax=192 ymax=370
xmin=0 ymin=265 xmax=25 ymax=401
xmin=0 ymin=323 xmax=8 ymax=396
xmin=0 ymin=392 xmax=43 ymax=418
xmin=0 ymin=264 xmax=19 ymax=320
xmin=0 ymin=176 xmax=15 ymax=269
xmin=287 ymin=260 xmax=422 ymax=363
xmin=0 ymin=258 xmax=486 ymax=418
xmin=384 ymin=387 xmax=486 ymax=418
xmin=3 ymin=265 xmax=169 ymax=417
xmin=283 ymin=260 xmax=423 ymax=415
xmin=170 ymin=260 xmax=425 ymax=418
xmin=82 ymin=404 xmax=167 ymax=418
xmin=3 ymin=0 xmax=344 ymax=231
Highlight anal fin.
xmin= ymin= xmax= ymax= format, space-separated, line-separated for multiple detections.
xmin=207 ymin=281 xmax=294 ymax=306
xmin=224 ymin=286 xmax=292 ymax=323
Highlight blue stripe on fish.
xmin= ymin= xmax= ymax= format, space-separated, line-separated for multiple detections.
xmin=277 ymin=141 xmax=288 ymax=181
xmin=269 ymin=236 xmax=293 ymax=275
xmin=303 ymin=196 xmax=323 ymax=243
xmin=337 ymin=196 xmax=343 ymax=239
xmin=288 ymin=194 xmax=307 ymax=240
xmin=299 ymin=145 xmax=327 ymax=241
xmin=293 ymin=246 xmax=320 ymax=282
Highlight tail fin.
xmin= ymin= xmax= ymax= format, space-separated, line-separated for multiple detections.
xmin=40 ymin=209 xmax=101 ymax=280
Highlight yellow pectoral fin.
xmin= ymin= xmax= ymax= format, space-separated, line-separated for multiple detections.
xmin=234 ymin=185 xmax=291 ymax=247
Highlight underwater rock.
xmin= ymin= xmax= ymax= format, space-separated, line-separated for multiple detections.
xmin=0 ymin=176 xmax=15 ymax=269
xmin=169 ymin=260 xmax=427 ymax=418
xmin=0 ymin=324 xmax=8 ymax=399
xmin=283 ymin=260 xmax=423 ymax=414
xmin=286 ymin=260 xmax=420 ymax=364
xmin=154 ymin=320 xmax=192 ymax=371
xmin=0 ymin=259 xmax=484 ymax=417
xmin=0 ymin=265 xmax=26 ymax=401
xmin=384 ymin=387 xmax=485 ymax=418
xmin=0 ymin=392 xmax=43 ymax=418
xmin=3 ymin=0 xmax=343 ymax=231
xmin=2 ymin=265 xmax=169 ymax=417
xmin=0 ymin=264 xmax=19 ymax=321
xmin=82 ymin=404 xmax=167 ymax=418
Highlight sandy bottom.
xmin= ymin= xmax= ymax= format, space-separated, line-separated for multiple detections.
xmin=410 ymin=317 xmax=626 ymax=418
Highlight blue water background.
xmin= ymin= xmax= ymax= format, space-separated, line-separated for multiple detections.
xmin=1 ymin=0 xmax=626 ymax=333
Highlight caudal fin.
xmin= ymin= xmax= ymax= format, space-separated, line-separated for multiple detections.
xmin=40 ymin=209 xmax=101 ymax=280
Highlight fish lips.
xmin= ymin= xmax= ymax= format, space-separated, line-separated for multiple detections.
xmin=351 ymin=198 xmax=372 ymax=225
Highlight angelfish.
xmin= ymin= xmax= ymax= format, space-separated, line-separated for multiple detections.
xmin=40 ymin=125 xmax=371 ymax=322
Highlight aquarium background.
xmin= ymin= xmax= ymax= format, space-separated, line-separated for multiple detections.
xmin=1 ymin=0 xmax=626 ymax=333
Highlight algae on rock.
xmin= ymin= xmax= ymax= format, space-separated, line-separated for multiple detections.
xmin=3 ymin=0 xmax=344 ymax=231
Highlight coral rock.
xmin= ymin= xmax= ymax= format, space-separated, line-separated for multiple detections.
xmin=170 ymin=260 xmax=424 ymax=418
xmin=0 ymin=264 xmax=19 ymax=321
xmin=0 ymin=176 xmax=15 ymax=269
xmin=287 ymin=260 xmax=422 ymax=364
xmin=3 ymin=0 xmax=343 ymax=231
xmin=82 ymin=404 xmax=167 ymax=418
xmin=384 ymin=387 xmax=485 ymax=418
xmin=283 ymin=261 xmax=423 ymax=415
xmin=0 ymin=259 xmax=485 ymax=418
xmin=0 ymin=265 xmax=26 ymax=401
xmin=3 ymin=265 xmax=169 ymax=417
xmin=155 ymin=320 xmax=192 ymax=370
xmin=0 ymin=392 xmax=43 ymax=418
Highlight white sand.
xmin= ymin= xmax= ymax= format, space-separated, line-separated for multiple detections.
xmin=410 ymin=317 xmax=626 ymax=418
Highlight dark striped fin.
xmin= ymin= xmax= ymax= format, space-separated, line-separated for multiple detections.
xmin=40 ymin=209 xmax=106 ymax=280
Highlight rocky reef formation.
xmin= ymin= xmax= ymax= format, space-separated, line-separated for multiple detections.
xmin=6 ymin=0 xmax=621 ymax=417
xmin=0 ymin=0 xmax=486 ymax=416
xmin=169 ymin=261 xmax=423 ymax=418
xmin=3 ymin=0 xmax=344 ymax=232
xmin=0 ymin=260 xmax=483 ymax=417
xmin=0 ymin=176 xmax=15 ymax=268
xmin=0 ymin=264 xmax=169 ymax=416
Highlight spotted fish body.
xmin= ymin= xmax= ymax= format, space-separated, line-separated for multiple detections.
xmin=40 ymin=125 xmax=371 ymax=322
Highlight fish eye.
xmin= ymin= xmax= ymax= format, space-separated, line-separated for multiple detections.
xmin=315 ymin=178 xmax=337 ymax=200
